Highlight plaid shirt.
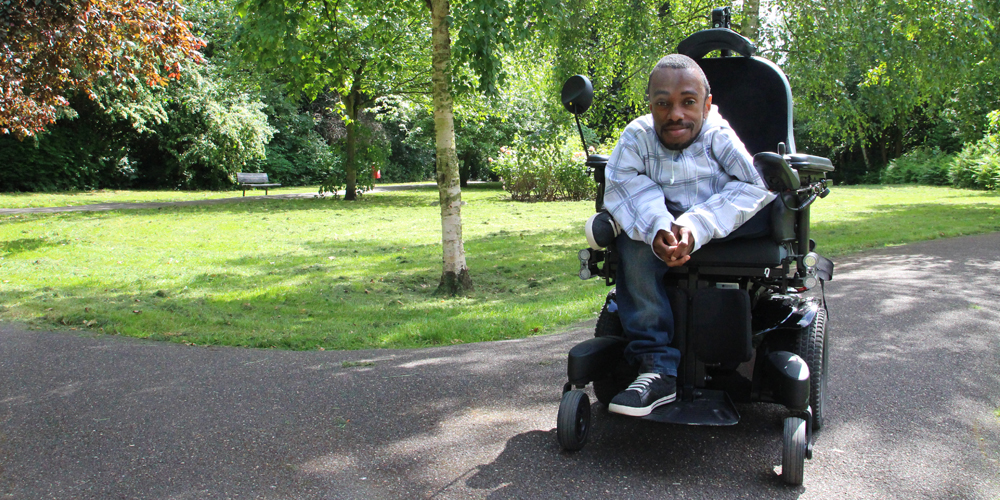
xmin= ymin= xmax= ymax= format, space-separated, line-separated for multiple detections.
xmin=604 ymin=106 xmax=775 ymax=255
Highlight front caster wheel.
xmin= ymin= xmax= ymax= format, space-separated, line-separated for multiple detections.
xmin=782 ymin=416 xmax=807 ymax=485
xmin=557 ymin=390 xmax=591 ymax=451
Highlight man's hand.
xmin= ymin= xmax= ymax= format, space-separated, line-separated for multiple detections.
xmin=652 ymin=225 xmax=694 ymax=267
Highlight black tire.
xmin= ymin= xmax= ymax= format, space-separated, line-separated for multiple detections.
xmin=594 ymin=288 xmax=623 ymax=338
xmin=796 ymin=307 xmax=828 ymax=431
xmin=557 ymin=390 xmax=591 ymax=451
xmin=782 ymin=416 xmax=807 ymax=485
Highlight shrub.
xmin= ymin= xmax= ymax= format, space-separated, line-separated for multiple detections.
xmin=490 ymin=141 xmax=596 ymax=202
xmin=149 ymin=63 xmax=274 ymax=190
xmin=882 ymin=146 xmax=953 ymax=186
xmin=949 ymin=110 xmax=1000 ymax=191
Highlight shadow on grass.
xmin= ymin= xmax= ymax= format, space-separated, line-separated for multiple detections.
xmin=0 ymin=237 xmax=70 ymax=257
xmin=7 ymin=192 xmax=999 ymax=350
xmin=4 ymin=227 xmax=605 ymax=350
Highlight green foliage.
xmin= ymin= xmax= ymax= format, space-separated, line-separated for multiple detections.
xmin=235 ymin=0 xmax=429 ymax=199
xmin=882 ymin=146 xmax=953 ymax=186
xmin=490 ymin=137 xmax=596 ymax=202
xmin=0 ymin=96 xmax=135 ymax=191
xmin=245 ymin=93 xmax=338 ymax=187
xmin=546 ymin=0 xmax=715 ymax=140
xmin=169 ymin=69 xmax=271 ymax=187
xmin=768 ymin=0 xmax=998 ymax=183
xmin=129 ymin=63 xmax=273 ymax=190
xmin=949 ymin=111 xmax=1000 ymax=191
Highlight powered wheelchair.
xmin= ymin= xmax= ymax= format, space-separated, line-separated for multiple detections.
xmin=555 ymin=9 xmax=834 ymax=486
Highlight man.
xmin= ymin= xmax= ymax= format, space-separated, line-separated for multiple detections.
xmin=603 ymin=54 xmax=775 ymax=417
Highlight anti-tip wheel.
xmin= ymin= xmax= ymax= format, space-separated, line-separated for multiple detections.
xmin=782 ymin=416 xmax=807 ymax=485
xmin=557 ymin=390 xmax=591 ymax=451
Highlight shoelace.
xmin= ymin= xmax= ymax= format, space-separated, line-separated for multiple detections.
xmin=626 ymin=373 xmax=661 ymax=392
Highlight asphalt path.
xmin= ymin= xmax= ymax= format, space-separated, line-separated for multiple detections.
xmin=1 ymin=234 xmax=998 ymax=499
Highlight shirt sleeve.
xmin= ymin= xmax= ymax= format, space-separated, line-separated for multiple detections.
xmin=603 ymin=127 xmax=675 ymax=247
xmin=674 ymin=125 xmax=776 ymax=253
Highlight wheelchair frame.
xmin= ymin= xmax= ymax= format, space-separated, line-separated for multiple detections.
xmin=555 ymin=9 xmax=835 ymax=486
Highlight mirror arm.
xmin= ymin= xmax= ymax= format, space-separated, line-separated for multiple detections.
xmin=574 ymin=114 xmax=588 ymax=157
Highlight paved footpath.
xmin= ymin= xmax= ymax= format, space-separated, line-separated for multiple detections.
xmin=1 ymin=234 xmax=998 ymax=499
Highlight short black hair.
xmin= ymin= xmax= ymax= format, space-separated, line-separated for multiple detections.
xmin=646 ymin=54 xmax=711 ymax=100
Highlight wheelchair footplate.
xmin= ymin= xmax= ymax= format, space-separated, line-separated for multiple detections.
xmin=642 ymin=389 xmax=739 ymax=426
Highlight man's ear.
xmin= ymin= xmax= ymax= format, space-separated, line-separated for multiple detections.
xmin=704 ymin=93 xmax=713 ymax=114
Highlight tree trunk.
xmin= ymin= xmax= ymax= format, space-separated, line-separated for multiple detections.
xmin=430 ymin=0 xmax=473 ymax=295
xmin=740 ymin=0 xmax=760 ymax=41
xmin=879 ymin=132 xmax=888 ymax=167
xmin=342 ymin=65 xmax=366 ymax=201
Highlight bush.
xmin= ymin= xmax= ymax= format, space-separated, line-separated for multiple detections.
xmin=490 ymin=140 xmax=596 ymax=202
xmin=882 ymin=146 xmax=953 ymax=186
xmin=949 ymin=110 xmax=1000 ymax=191
xmin=244 ymin=92 xmax=339 ymax=187
xmin=147 ymin=63 xmax=274 ymax=190
xmin=0 ymin=96 xmax=135 ymax=191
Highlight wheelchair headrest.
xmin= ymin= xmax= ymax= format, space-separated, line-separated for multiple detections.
xmin=677 ymin=29 xmax=756 ymax=59
xmin=675 ymin=29 xmax=795 ymax=155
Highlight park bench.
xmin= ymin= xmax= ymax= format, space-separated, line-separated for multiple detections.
xmin=236 ymin=172 xmax=281 ymax=196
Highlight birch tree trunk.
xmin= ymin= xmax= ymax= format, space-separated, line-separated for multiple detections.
xmin=430 ymin=0 xmax=473 ymax=295
xmin=740 ymin=0 xmax=760 ymax=41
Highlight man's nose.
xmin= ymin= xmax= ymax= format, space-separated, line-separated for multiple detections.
xmin=667 ymin=103 xmax=685 ymax=121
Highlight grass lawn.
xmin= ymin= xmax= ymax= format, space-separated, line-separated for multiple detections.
xmin=0 ymin=183 xmax=430 ymax=209
xmin=0 ymin=184 xmax=998 ymax=350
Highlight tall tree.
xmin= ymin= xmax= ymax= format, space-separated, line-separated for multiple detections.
xmin=545 ymin=0 xmax=716 ymax=137
xmin=428 ymin=0 xmax=472 ymax=293
xmin=767 ymin=0 xmax=998 ymax=165
xmin=236 ymin=0 xmax=429 ymax=200
xmin=0 ymin=0 xmax=205 ymax=138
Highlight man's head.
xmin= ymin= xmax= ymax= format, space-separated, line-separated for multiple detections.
xmin=646 ymin=54 xmax=712 ymax=151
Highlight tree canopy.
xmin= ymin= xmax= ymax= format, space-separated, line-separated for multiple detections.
xmin=0 ymin=0 xmax=206 ymax=138
xmin=766 ymin=0 xmax=997 ymax=177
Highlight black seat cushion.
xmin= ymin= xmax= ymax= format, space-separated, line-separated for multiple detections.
xmin=688 ymin=236 xmax=787 ymax=268
xmin=684 ymin=203 xmax=788 ymax=268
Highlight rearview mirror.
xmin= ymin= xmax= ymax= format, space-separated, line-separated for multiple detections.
xmin=561 ymin=75 xmax=593 ymax=115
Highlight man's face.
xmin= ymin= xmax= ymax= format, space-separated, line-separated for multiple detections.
xmin=648 ymin=67 xmax=712 ymax=151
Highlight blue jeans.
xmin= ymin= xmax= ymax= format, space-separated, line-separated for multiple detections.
xmin=615 ymin=232 xmax=681 ymax=376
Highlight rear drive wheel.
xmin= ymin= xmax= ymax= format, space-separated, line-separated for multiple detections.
xmin=796 ymin=307 xmax=828 ymax=431
xmin=782 ymin=416 xmax=807 ymax=485
xmin=557 ymin=390 xmax=591 ymax=451
xmin=594 ymin=288 xmax=623 ymax=338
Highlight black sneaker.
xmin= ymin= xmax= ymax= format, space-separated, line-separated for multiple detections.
xmin=607 ymin=373 xmax=676 ymax=417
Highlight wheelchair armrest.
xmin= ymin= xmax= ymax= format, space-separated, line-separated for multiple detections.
xmin=753 ymin=152 xmax=800 ymax=191
xmin=586 ymin=154 xmax=609 ymax=183
xmin=786 ymin=154 xmax=835 ymax=176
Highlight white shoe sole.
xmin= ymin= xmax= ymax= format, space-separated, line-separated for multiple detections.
xmin=607 ymin=393 xmax=676 ymax=417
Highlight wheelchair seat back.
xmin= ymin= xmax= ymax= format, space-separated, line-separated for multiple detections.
xmin=675 ymin=30 xmax=802 ymax=272
xmin=679 ymin=28 xmax=796 ymax=156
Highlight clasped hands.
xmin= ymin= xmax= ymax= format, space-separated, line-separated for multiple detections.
xmin=653 ymin=224 xmax=694 ymax=267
